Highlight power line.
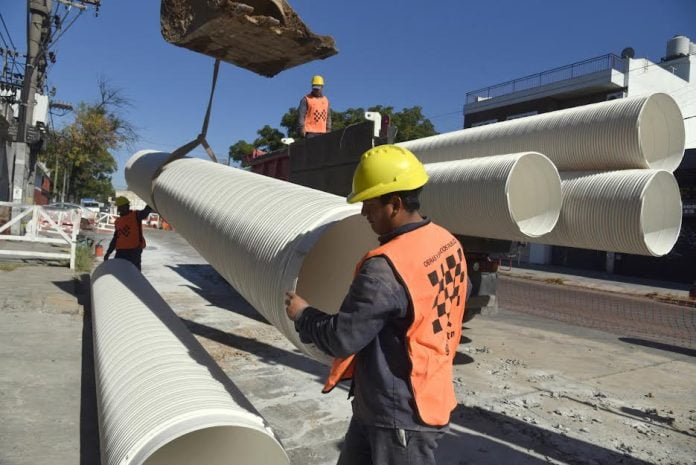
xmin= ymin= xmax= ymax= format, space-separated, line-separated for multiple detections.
xmin=47 ymin=8 xmax=84 ymax=52
xmin=0 ymin=13 xmax=17 ymax=50
xmin=0 ymin=29 xmax=9 ymax=49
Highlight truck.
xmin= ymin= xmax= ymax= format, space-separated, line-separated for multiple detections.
xmin=246 ymin=114 xmax=516 ymax=321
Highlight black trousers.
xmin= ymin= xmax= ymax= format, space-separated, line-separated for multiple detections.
xmin=115 ymin=248 xmax=143 ymax=271
xmin=337 ymin=417 xmax=445 ymax=465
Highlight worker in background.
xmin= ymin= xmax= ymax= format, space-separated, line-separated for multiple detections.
xmin=285 ymin=145 xmax=469 ymax=465
xmin=298 ymin=75 xmax=331 ymax=138
xmin=104 ymin=196 xmax=152 ymax=271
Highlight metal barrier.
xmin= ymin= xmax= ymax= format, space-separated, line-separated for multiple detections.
xmin=96 ymin=212 xmax=117 ymax=232
xmin=466 ymin=53 xmax=626 ymax=104
xmin=0 ymin=202 xmax=80 ymax=269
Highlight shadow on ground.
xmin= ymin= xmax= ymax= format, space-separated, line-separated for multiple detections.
xmin=441 ymin=405 xmax=656 ymax=465
xmin=180 ymin=317 xmax=337 ymax=388
xmin=167 ymin=264 xmax=269 ymax=324
xmin=72 ymin=273 xmax=100 ymax=465
xmin=619 ymin=337 xmax=696 ymax=357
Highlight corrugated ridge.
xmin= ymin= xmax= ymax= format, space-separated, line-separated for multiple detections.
xmin=421 ymin=153 xmax=561 ymax=240
xmin=127 ymin=153 xmax=361 ymax=361
xmin=91 ymin=259 xmax=287 ymax=465
xmin=538 ymin=170 xmax=682 ymax=255
xmin=399 ymin=94 xmax=684 ymax=171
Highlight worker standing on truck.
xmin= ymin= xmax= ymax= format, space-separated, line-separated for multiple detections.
xmin=285 ymin=145 xmax=468 ymax=465
xmin=104 ymin=196 xmax=152 ymax=271
xmin=298 ymin=75 xmax=331 ymax=138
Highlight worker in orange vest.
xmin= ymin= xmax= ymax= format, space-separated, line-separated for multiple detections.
xmin=298 ymin=75 xmax=331 ymax=138
xmin=104 ymin=196 xmax=152 ymax=271
xmin=285 ymin=145 xmax=469 ymax=465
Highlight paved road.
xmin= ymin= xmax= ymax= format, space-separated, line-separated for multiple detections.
xmin=498 ymin=276 xmax=696 ymax=351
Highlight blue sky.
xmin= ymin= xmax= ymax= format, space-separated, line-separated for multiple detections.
xmin=2 ymin=0 xmax=695 ymax=188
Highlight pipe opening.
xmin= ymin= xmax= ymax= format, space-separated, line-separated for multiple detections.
xmin=639 ymin=93 xmax=685 ymax=172
xmin=296 ymin=214 xmax=377 ymax=314
xmin=640 ymin=171 xmax=682 ymax=256
xmin=143 ymin=426 xmax=287 ymax=465
xmin=506 ymin=153 xmax=562 ymax=237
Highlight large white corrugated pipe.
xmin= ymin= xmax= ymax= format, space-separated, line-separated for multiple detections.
xmin=125 ymin=150 xmax=377 ymax=363
xmin=91 ymin=259 xmax=289 ymax=465
xmin=421 ymin=152 xmax=562 ymax=240
xmin=537 ymin=170 xmax=682 ymax=256
xmin=399 ymin=93 xmax=685 ymax=172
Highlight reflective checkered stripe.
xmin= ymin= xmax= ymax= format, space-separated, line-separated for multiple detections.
xmin=323 ymin=223 xmax=467 ymax=426
xmin=304 ymin=95 xmax=329 ymax=133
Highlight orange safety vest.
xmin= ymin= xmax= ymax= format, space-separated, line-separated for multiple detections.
xmin=303 ymin=95 xmax=329 ymax=133
xmin=323 ymin=222 xmax=467 ymax=426
xmin=114 ymin=211 xmax=146 ymax=250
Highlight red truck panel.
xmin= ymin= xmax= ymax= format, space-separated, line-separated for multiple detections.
xmin=248 ymin=152 xmax=290 ymax=181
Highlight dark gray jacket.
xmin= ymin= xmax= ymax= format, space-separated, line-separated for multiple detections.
xmin=295 ymin=219 xmax=463 ymax=430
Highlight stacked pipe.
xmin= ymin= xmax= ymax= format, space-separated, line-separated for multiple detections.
xmin=421 ymin=152 xmax=561 ymax=241
xmin=91 ymin=259 xmax=288 ymax=465
xmin=401 ymin=93 xmax=685 ymax=256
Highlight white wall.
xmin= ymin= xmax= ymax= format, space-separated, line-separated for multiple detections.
xmin=626 ymin=53 xmax=696 ymax=149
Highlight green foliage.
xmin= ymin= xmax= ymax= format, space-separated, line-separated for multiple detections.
xmin=41 ymin=79 xmax=135 ymax=202
xmin=280 ymin=107 xmax=301 ymax=139
xmin=74 ymin=244 xmax=94 ymax=272
xmin=228 ymin=139 xmax=255 ymax=163
xmin=0 ymin=262 xmax=25 ymax=272
xmin=277 ymin=105 xmax=437 ymax=143
xmin=367 ymin=105 xmax=437 ymax=142
xmin=229 ymin=104 xmax=437 ymax=164
xmin=253 ymin=125 xmax=284 ymax=152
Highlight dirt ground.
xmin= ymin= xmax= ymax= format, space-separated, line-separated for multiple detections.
xmin=1 ymin=229 xmax=694 ymax=465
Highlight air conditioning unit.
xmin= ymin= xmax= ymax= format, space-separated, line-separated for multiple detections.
xmin=606 ymin=91 xmax=626 ymax=101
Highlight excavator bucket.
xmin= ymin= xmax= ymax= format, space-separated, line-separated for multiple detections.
xmin=160 ymin=0 xmax=338 ymax=77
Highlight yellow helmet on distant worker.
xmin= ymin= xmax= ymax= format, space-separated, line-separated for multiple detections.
xmin=115 ymin=196 xmax=130 ymax=207
xmin=347 ymin=145 xmax=429 ymax=204
xmin=311 ymin=75 xmax=324 ymax=86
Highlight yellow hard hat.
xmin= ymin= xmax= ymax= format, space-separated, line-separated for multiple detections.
xmin=311 ymin=75 xmax=324 ymax=86
xmin=115 ymin=196 xmax=130 ymax=207
xmin=347 ymin=145 xmax=429 ymax=204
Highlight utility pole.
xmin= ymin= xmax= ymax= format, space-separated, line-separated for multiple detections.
xmin=10 ymin=0 xmax=51 ymax=233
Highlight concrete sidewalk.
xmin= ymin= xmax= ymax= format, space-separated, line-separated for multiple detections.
xmin=501 ymin=265 xmax=691 ymax=300
xmin=0 ymin=264 xmax=99 ymax=465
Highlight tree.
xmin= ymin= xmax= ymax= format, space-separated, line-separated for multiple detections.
xmin=280 ymin=107 xmax=301 ymax=139
xmin=42 ymin=79 xmax=136 ymax=202
xmin=228 ymin=140 xmax=255 ymax=164
xmin=367 ymin=105 xmax=437 ymax=142
xmin=277 ymin=105 xmax=437 ymax=143
xmin=253 ymin=125 xmax=284 ymax=152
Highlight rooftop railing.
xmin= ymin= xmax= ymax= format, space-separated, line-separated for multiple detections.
xmin=466 ymin=53 xmax=626 ymax=104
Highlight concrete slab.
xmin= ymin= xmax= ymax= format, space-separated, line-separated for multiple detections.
xmin=0 ymin=265 xmax=98 ymax=465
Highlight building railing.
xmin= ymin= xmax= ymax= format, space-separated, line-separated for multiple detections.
xmin=466 ymin=53 xmax=626 ymax=104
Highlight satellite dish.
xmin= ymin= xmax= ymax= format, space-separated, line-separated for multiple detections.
xmin=621 ymin=47 xmax=635 ymax=59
